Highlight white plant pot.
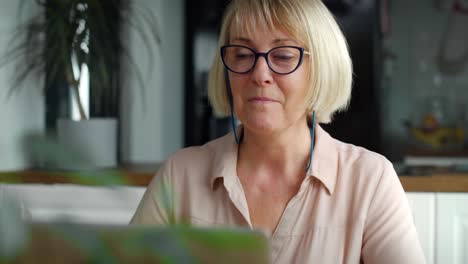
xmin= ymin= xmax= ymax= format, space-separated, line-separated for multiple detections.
xmin=56 ymin=118 xmax=117 ymax=170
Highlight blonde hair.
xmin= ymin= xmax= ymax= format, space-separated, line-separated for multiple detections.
xmin=207 ymin=0 xmax=353 ymax=123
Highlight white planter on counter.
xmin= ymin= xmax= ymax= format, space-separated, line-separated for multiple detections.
xmin=56 ymin=118 xmax=118 ymax=170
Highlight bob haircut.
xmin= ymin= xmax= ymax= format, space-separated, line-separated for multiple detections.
xmin=208 ymin=0 xmax=353 ymax=123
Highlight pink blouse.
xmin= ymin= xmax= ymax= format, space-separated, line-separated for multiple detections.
xmin=131 ymin=125 xmax=425 ymax=263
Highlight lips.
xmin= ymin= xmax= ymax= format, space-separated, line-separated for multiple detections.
xmin=248 ymin=96 xmax=277 ymax=102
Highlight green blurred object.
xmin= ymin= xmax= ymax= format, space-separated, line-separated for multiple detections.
xmin=1 ymin=224 xmax=269 ymax=264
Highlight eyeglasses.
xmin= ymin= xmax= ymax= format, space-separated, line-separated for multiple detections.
xmin=220 ymin=45 xmax=310 ymax=75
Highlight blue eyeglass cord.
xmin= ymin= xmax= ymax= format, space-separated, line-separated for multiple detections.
xmin=223 ymin=68 xmax=315 ymax=172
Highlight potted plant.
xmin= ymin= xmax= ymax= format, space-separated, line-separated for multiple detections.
xmin=1 ymin=0 xmax=159 ymax=170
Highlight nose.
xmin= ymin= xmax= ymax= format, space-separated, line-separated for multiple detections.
xmin=252 ymin=56 xmax=273 ymax=86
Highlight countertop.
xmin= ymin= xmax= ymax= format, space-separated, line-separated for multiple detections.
xmin=1 ymin=167 xmax=468 ymax=192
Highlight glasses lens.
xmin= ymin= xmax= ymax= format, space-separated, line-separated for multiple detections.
xmin=222 ymin=46 xmax=255 ymax=73
xmin=268 ymin=47 xmax=301 ymax=74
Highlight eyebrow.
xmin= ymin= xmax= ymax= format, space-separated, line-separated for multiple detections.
xmin=231 ymin=37 xmax=298 ymax=45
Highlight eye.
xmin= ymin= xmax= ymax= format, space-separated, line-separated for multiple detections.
xmin=270 ymin=48 xmax=300 ymax=64
xmin=234 ymin=51 xmax=254 ymax=59
xmin=272 ymin=53 xmax=295 ymax=61
xmin=271 ymin=52 xmax=297 ymax=62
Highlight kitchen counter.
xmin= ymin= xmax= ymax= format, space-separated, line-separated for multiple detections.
xmin=399 ymin=174 xmax=468 ymax=192
xmin=1 ymin=168 xmax=468 ymax=192
xmin=0 ymin=165 xmax=156 ymax=187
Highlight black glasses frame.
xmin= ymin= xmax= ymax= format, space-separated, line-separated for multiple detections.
xmin=220 ymin=45 xmax=310 ymax=75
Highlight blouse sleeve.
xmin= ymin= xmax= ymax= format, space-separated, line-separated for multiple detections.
xmin=129 ymin=158 xmax=176 ymax=225
xmin=361 ymin=160 xmax=426 ymax=264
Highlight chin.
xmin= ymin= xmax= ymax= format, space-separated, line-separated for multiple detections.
xmin=243 ymin=116 xmax=278 ymax=134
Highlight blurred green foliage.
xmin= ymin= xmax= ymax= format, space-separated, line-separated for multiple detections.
xmin=0 ymin=136 xmax=269 ymax=263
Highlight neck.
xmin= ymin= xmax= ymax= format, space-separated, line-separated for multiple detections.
xmin=237 ymin=118 xmax=312 ymax=178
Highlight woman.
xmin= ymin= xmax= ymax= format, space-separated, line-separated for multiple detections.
xmin=131 ymin=0 xmax=425 ymax=263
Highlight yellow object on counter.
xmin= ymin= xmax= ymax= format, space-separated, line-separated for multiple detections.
xmin=410 ymin=127 xmax=465 ymax=149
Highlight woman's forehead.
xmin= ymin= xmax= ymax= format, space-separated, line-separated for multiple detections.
xmin=227 ymin=9 xmax=306 ymax=44
xmin=229 ymin=23 xmax=276 ymax=40
xmin=229 ymin=21 xmax=295 ymax=42
xmin=228 ymin=25 xmax=306 ymax=49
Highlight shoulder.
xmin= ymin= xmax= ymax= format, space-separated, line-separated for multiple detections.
xmin=315 ymin=125 xmax=393 ymax=178
xmin=333 ymin=138 xmax=394 ymax=177
xmin=314 ymin=126 xmax=397 ymax=196
xmin=328 ymin=138 xmax=406 ymax=221
xmin=157 ymin=133 xmax=233 ymax=182
xmin=328 ymin=137 xmax=398 ymax=202
xmin=166 ymin=133 xmax=231 ymax=167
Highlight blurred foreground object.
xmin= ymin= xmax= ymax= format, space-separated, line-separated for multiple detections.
xmin=1 ymin=224 xmax=269 ymax=264
xmin=0 ymin=196 xmax=29 ymax=260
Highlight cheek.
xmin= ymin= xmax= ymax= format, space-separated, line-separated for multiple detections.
xmin=228 ymin=74 xmax=248 ymax=99
xmin=227 ymin=77 xmax=247 ymax=119
xmin=280 ymin=75 xmax=309 ymax=98
xmin=280 ymin=77 xmax=310 ymax=112
xmin=291 ymin=65 xmax=310 ymax=97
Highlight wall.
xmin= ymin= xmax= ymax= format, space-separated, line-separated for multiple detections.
xmin=0 ymin=2 xmax=44 ymax=171
xmin=0 ymin=0 xmax=185 ymax=170
xmin=382 ymin=0 xmax=468 ymax=160
xmin=121 ymin=0 xmax=185 ymax=164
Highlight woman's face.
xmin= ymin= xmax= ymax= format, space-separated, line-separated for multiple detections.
xmin=227 ymin=25 xmax=311 ymax=135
